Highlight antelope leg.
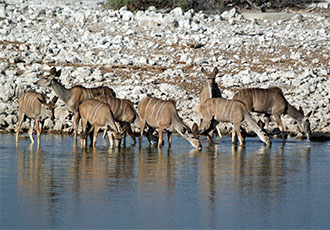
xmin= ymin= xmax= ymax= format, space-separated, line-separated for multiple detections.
xmin=216 ymin=124 xmax=222 ymax=138
xmin=28 ymin=119 xmax=35 ymax=144
xmin=73 ymin=112 xmax=80 ymax=140
xmin=207 ymin=134 xmax=218 ymax=145
xmin=146 ymin=126 xmax=156 ymax=145
xmin=158 ymin=128 xmax=164 ymax=149
xmin=80 ymin=118 xmax=88 ymax=148
xmin=126 ymin=124 xmax=136 ymax=145
xmin=167 ymin=131 xmax=172 ymax=147
xmin=231 ymin=129 xmax=237 ymax=144
xmin=102 ymin=130 xmax=107 ymax=139
xmin=273 ymin=114 xmax=286 ymax=141
xmin=139 ymin=117 xmax=145 ymax=143
xmin=35 ymin=118 xmax=42 ymax=145
xmin=234 ymin=123 xmax=244 ymax=145
xmin=93 ymin=127 xmax=100 ymax=148
xmin=108 ymin=131 xmax=115 ymax=148
xmin=16 ymin=112 xmax=24 ymax=143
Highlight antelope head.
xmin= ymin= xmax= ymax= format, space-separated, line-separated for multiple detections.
xmin=255 ymin=119 xmax=271 ymax=145
xmin=259 ymin=130 xmax=271 ymax=146
xmin=201 ymin=67 xmax=219 ymax=86
xmin=37 ymin=96 xmax=58 ymax=120
xmin=298 ymin=107 xmax=312 ymax=138
xmin=108 ymin=125 xmax=127 ymax=148
xmin=184 ymin=123 xmax=202 ymax=150
xmin=36 ymin=67 xmax=61 ymax=87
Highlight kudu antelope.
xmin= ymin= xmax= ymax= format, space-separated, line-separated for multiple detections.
xmin=36 ymin=67 xmax=116 ymax=139
xmin=79 ymin=99 xmax=125 ymax=149
xmin=199 ymin=67 xmax=222 ymax=139
xmin=16 ymin=91 xmax=58 ymax=145
xmin=138 ymin=96 xmax=202 ymax=150
xmin=233 ymin=87 xmax=312 ymax=140
xmin=95 ymin=95 xmax=138 ymax=145
xmin=199 ymin=98 xmax=271 ymax=145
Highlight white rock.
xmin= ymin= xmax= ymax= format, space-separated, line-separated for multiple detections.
xmin=53 ymin=122 xmax=63 ymax=132
xmin=4 ymin=114 xmax=16 ymax=127
xmin=290 ymin=52 xmax=302 ymax=60
xmin=44 ymin=118 xmax=54 ymax=130
xmin=55 ymin=107 xmax=70 ymax=121
xmin=0 ymin=102 xmax=8 ymax=113
xmin=221 ymin=8 xmax=236 ymax=20
xmin=0 ymin=4 xmax=6 ymax=18
xmin=170 ymin=7 xmax=183 ymax=17
xmin=122 ymin=10 xmax=134 ymax=21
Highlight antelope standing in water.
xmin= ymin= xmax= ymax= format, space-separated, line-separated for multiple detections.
xmin=138 ymin=96 xmax=202 ymax=150
xmin=233 ymin=87 xmax=311 ymax=140
xmin=79 ymin=99 xmax=125 ymax=149
xmin=199 ymin=98 xmax=271 ymax=145
xmin=16 ymin=91 xmax=58 ymax=146
xmin=95 ymin=95 xmax=138 ymax=145
xmin=36 ymin=67 xmax=116 ymax=140
xmin=199 ymin=67 xmax=222 ymax=139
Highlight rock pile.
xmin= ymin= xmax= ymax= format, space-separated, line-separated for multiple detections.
xmin=0 ymin=0 xmax=329 ymax=136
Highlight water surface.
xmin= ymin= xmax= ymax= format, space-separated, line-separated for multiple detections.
xmin=1 ymin=133 xmax=329 ymax=229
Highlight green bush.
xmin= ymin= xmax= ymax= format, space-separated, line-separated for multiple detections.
xmin=105 ymin=0 xmax=201 ymax=12
xmin=105 ymin=0 xmax=323 ymax=12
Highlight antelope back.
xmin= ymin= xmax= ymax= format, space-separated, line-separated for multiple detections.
xmin=19 ymin=91 xmax=54 ymax=120
xmin=101 ymin=86 xmax=116 ymax=97
xmin=79 ymin=99 xmax=117 ymax=132
xmin=80 ymin=86 xmax=115 ymax=100
xmin=65 ymin=86 xmax=114 ymax=112
xmin=138 ymin=97 xmax=176 ymax=127
xmin=201 ymin=98 xmax=246 ymax=122
xmin=96 ymin=95 xmax=136 ymax=123
xmin=233 ymin=87 xmax=286 ymax=113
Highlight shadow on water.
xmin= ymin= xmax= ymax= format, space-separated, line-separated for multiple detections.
xmin=2 ymin=134 xmax=328 ymax=229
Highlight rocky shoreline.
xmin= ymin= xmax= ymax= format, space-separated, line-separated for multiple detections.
xmin=0 ymin=0 xmax=329 ymax=138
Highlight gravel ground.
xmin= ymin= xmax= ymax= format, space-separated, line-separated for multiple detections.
xmin=0 ymin=0 xmax=329 ymax=138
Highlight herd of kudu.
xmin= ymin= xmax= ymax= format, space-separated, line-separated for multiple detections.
xmin=15 ymin=67 xmax=312 ymax=150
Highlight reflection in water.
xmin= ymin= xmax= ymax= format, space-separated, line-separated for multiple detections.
xmin=11 ymin=134 xmax=325 ymax=229
xmin=17 ymin=144 xmax=42 ymax=195
xmin=137 ymin=145 xmax=175 ymax=193
xmin=195 ymin=143 xmax=313 ymax=228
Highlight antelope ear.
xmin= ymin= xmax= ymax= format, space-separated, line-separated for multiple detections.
xmin=306 ymin=111 xmax=312 ymax=118
xmin=36 ymin=78 xmax=51 ymax=86
xmin=299 ymin=106 xmax=304 ymax=116
xmin=37 ymin=97 xmax=46 ymax=105
xmin=257 ymin=120 xmax=265 ymax=129
xmin=50 ymin=67 xmax=57 ymax=75
xmin=212 ymin=67 xmax=219 ymax=77
xmin=51 ymin=96 xmax=58 ymax=105
xmin=201 ymin=67 xmax=208 ymax=76
xmin=56 ymin=69 xmax=61 ymax=77
xmin=192 ymin=123 xmax=199 ymax=134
